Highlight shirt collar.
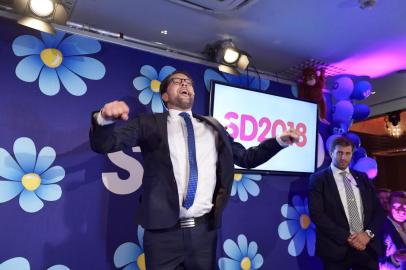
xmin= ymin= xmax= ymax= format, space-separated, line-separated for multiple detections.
xmin=330 ymin=163 xmax=350 ymax=176
xmin=168 ymin=109 xmax=192 ymax=118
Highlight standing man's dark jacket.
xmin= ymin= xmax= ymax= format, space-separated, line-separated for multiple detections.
xmin=308 ymin=167 xmax=385 ymax=261
xmin=90 ymin=112 xmax=283 ymax=230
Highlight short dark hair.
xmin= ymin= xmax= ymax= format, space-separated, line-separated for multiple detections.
xmin=390 ymin=191 xmax=406 ymax=204
xmin=376 ymin=188 xmax=391 ymax=194
xmin=329 ymin=136 xmax=354 ymax=153
xmin=159 ymin=70 xmax=193 ymax=96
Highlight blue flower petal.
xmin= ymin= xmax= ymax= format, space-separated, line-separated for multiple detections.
xmin=123 ymin=262 xmax=138 ymax=270
xmin=304 ymin=198 xmax=310 ymax=214
xmin=19 ymin=189 xmax=44 ymax=213
xmin=13 ymin=137 xmax=36 ymax=173
xmin=245 ymin=174 xmax=261 ymax=181
xmin=36 ymin=184 xmax=61 ymax=201
xmin=12 ymin=35 xmax=45 ymax=56
xmin=247 ymin=241 xmax=258 ymax=258
xmin=204 ymin=69 xmax=226 ymax=91
xmin=281 ymin=204 xmax=299 ymax=220
xmin=34 ymin=146 xmax=56 ymax=175
xmin=230 ymin=182 xmax=237 ymax=196
xmin=237 ymin=182 xmax=248 ymax=202
xmin=288 ymin=228 xmax=306 ymax=256
xmin=0 ymin=181 xmax=24 ymax=203
xmin=237 ymin=235 xmax=248 ymax=256
xmin=133 ymin=76 xmax=150 ymax=91
xmin=41 ymin=166 xmax=65 ymax=184
xmin=223 ymin=239 xmax=243 ymax=261
xmin=151 ymin=94 xmax=164 ymax=113
xmin=292 ymin=196 xmax=306 ymax=215
xmin=39 ymin=66 xmax=60 ymax=96
xmin=251 ymin=253 xmax=264 ymax=269
xmin=41 ymin=31 xmax=65 ymax=48
xmin=278 ymin=220 xmax=300 ymax=240
xmin=138 ymin=89 xmax=153 ymax=105
xmin=57 ymin=65 xmax=87 ymax=96
xmin=47 ymin=265 xmax=70 ymax=270
xmin=140 ymin=65 xmax=158 ymax=80
xmin=114 ymin=242 xmax=140 ymax=268
xmin=0 ymin=148 xmax=24 ymax=181
xmin=0 ymin=257 xmax=30 ymax=270
xmin=242 ymin=178 xmax=259 ymax=196
xmin=63 ymin=56 xmax=105 ymax=80
xmin=15 ymin=55 xmax=43 ymax=82
xmin=306 ymin=228 xmax=316 ymax=256
xmin=158 ymin=66 xmax=176 ymax=81
xmin=137 ymin=226 xmax=144 ymax=248
xmin=58 ymin=34 xmax=101 ymax=56
xmin=218 ymin=257 xmax=240 ymax=270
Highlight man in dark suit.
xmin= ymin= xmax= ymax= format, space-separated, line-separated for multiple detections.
xmin=308 ymin=136 xmax=385 ymax=270
xmin=90 ymin=70 xmax=299 ymax=270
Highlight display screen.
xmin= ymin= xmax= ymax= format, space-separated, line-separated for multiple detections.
xmin=209 ymin=81 xmax=318 ymax=174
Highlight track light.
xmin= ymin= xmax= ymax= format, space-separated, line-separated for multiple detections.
xmin=13 ymin=0 xmax=71 ymax=34
xmin=205 ymin=39 xmax=250 ymax=75
xmin=385 ymin=111 xmax=403 ymax=138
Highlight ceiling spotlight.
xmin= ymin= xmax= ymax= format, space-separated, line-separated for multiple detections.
xmin=13 ymin=0 xmax=72 ymax=34
xmin=205 ymin=39 xmax=250 ymax=75
xmin=385 ymin=111 xmax=403 ymax=138
xmin=29 ymin=0 xmax=54 ymax=17
xmin=160 ymin=30 xmax=168 ymax=35
xmin=359 ymin=0 xmax=376 ymax=9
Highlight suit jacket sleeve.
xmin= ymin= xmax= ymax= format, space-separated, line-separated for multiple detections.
xmin=308 ymin=172 xmax=351 ymax=245
xmin=89 ymin=112 xmax=143 ymax=153
xmin=229 ymin=134 xmax=284 ymax=169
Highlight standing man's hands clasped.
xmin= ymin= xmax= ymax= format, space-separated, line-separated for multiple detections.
xmin=347 ymin=232 xmax=371 ymax=251
xmin=100 ymin=100 xmax=130 ymax=121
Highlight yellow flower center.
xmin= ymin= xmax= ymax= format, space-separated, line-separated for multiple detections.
xmin=137 ymin=253 xmax=146 ymax=270
xmin=150 ymin=79 xmax=161 ymax=93
xmin=40 ymin=48 xmax=63 ymax=68
xmin=234 ymin=173 xmax=243 ymax=181
xmin=240 ymin=257 xmax=252 ymax=270
xmin=300 ymin=214 xmax=311 ymax=229
xmin=21 ymin=173 xmax=42 ymax=191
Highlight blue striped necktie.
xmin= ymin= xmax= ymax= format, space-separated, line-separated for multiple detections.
xmin=179 ymin=112 xmax=198 ymax=209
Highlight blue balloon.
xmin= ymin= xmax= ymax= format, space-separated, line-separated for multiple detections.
xmin=332 ymin=76 xmax=354 ymax=100
xmin=352 ymin=147 xmax=367 ymax=163
xmin=325 ymin=134 xmax=341 ymax=152
xmin=353 ymin=103 xmax=371 ymax=120
xmin=352 ymin=81 xmax=372 ymax=100
xmin=331 ymin=121 xmax=350 ymax=135
xmin=353 ymin=157 xmax=378 ymax=179
xmin=332 ymin=100 xmax=354 ymax=124
xmin=345 ymin=132 xmax=361 ymax=148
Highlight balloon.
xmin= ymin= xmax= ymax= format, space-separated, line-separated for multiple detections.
xmin=345 ymin=132 xmax=361 ymax=148
xmin=352 ymin=147 xmax=367 ymax=162
xmin=332 ymin=100 xmax=354 ymax=124
xmin=325 ymin=134 xmax=341 ymax=152
xmin=331 ymin=121 xmax=350 ymax=135
xmin=331 ymin=76 xmax=354 ymax=100
xmin=353 ymin=157 xmax=378 ymax=179
xmin=317 ymin=133 xmax=325 ymax=168
xmin=352 ymin=81 xmax=372 ymax=100
xmin=353 ymin=103 xmax=371 ymax=120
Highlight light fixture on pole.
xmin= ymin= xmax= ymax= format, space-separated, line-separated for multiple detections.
xmin=385 ymin=111 xmax=403 ymax=138
xmin=13 ymin=0 xmax=71 ymax=34
xmin=205 ymin=39 xmax=250 ymax=75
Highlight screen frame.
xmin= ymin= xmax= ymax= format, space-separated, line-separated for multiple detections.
xmin=209 ymin=80 xmax=319 ymax=175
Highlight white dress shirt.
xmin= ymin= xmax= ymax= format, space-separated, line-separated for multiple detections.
xmin=331 ymin=164 xmax=364 ymax=231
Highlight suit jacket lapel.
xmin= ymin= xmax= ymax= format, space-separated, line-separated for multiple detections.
xmin=326 ymin=168 xmax=348 ymax=221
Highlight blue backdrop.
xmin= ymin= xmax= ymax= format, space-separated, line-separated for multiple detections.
xmin=0 ymin=17 xmax=332 ymax=270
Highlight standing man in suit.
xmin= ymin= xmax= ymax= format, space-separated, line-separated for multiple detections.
xmin=90 ymin=70 xmax=299 ymax=270
xmin=308 ymin=136 xmax=385 ymax=270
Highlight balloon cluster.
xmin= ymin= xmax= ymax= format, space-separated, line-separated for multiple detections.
xmin=325 ymin=75 xmax=377 ymax=179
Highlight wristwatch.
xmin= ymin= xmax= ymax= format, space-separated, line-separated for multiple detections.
xmin=365 ymin=229 xmax=375 ymax=239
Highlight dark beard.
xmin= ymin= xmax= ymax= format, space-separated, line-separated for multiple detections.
xmin=174 ymin=95 xmax=194 ymax=110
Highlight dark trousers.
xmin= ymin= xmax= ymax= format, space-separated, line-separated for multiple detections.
xmin=143 ymin=222 xmax=218 ymax=270
xmin=323 ymin=248 xmax=379 ymax=270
